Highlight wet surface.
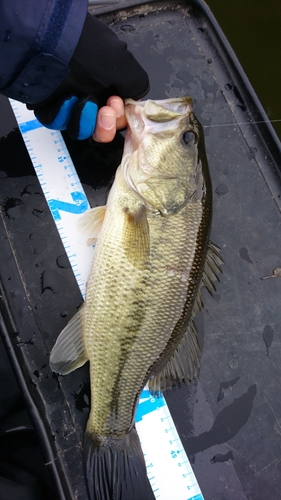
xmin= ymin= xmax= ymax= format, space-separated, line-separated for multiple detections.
xmin=186 ymin=384 xmax=257 ymax=455
xmin=1 ymin=2 xmax=281 ymax=499
xmin=262 ymin=325 xmax=273 ymax=357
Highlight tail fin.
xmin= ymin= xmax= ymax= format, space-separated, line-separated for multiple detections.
xmin=84 ymin=426 xmax=154 ymax=500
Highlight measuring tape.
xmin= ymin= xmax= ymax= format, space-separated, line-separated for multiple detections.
xmin=9 ymin=98 xmax=204 ymax=500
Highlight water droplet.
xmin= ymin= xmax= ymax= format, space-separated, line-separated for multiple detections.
xmin=56 ymin=254 xmax=70 ymax=269
xmin=120 ymin=25 xmax=135 ymax=32
xmin=239 ymin=247 xmax=252 ymax=264
xmin=230 ymin=359 xmax=238 ymax=369
xmin=224 ymin=83 xmax=233 ymax=91
xmin=4 ymin=30 xmax=11 ymax=42
xmin=211 ymin=451 xmax=234 ymax=463
xmin=41 ymin=269 xmax=61 ymax=294
xmin=36 ymin=66 xmax=46 ymax=73
xmin=247 ymin=146 xmax=257 ymax=161
xmin=32 ymin=208 xmax=46 ymax=220
xmin=215 ymin=184 xmax=228 ymax=196
xmin=263 ymin=325 xmax=273 ymax=357
xmin=237 ymin=104 xmax=246 ymax=112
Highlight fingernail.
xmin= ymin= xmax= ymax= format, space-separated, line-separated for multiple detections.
xmin=100 ymin=113 xmax=115 ymax=130
xmin=109 ymin=98 xmax=123 ymax=118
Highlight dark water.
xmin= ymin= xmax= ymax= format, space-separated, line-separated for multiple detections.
xmin=207 ymin=0 xmax=281 ymax=138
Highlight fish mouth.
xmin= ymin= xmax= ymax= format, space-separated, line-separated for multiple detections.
xmin=125 ymin=97 xmax=193 ymax=117
xmin=124 ymin=97 xmax=194 ymax=157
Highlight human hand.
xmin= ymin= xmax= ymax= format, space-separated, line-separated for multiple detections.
xmin=94 ymin=96 xmax=127 ymax=143
xmin=29 ymin=14 xmax=149 ymax=141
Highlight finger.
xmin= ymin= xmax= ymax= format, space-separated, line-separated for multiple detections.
xmin=93 ymin=106 xmax=116 ymax=143
xmin=106 ymin=96 xmax=127 ymax=130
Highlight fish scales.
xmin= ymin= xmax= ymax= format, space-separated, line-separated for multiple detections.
xmin=50 ymin=97 xmax=220 ymax=500
xmin=85 ymin=180 xmax=206 ymax=436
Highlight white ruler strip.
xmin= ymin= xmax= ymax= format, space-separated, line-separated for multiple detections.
xmin=10 ymin=100 xmax=92 ymax=300
xmin=9 ymin=98 xmax=204 ymax=500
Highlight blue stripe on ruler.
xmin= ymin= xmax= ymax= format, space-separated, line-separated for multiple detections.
xmin=19 ymin=119 xmax=43 ymax=133
xmin=135 ymin=390 xmax=166 ymax=422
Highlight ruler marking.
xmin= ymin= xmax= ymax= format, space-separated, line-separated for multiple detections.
xmin=19 ymin=119 xmax=43 ymax=133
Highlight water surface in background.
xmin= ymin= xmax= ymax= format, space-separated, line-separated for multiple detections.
xmin=207 ymin=0 xmax=281 ymax=138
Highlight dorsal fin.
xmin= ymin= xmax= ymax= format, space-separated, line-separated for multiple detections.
xmin=148 ymin=319 xmax=200 ymax=393
xmin=201 ymin=241 xmax=224 ymax=296
xmin=148 ymin=241 xmax=223 ymax=393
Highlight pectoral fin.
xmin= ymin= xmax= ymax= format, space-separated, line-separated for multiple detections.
xmin=50 ymin=307 xmax=88 ymax=375
xmin=123 ymin=205 xmax=150 ymax=270
xmin=76 ymin=206 xmax=106 ymax=245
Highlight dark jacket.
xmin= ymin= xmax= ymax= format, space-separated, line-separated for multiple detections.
xmin=0 ymin=0 xmax=88 ymax=104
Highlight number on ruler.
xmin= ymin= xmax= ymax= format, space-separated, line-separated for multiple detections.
xmin=48 ymin=191 xmax=89 ymax=221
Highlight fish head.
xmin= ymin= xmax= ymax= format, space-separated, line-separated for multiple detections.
xmin=123 ymin=97 xmax=207 ymax=216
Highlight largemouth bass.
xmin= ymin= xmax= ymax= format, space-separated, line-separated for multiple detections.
xmin=50 ymin=97 xmax=222 ymax=500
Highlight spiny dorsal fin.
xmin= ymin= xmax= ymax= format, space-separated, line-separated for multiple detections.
xmin=76 ymin=206 xmax=106 ymax=245
xmin=123 ymin=204 xmax=150 ymax=270
xmin=201 ymin=241 xmax=224 ymax=296
xmin=50 ymin=306 xmax=88 ymax=375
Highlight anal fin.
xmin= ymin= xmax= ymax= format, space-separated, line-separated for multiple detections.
xmin=50 ymin=306 xmax=88 ymax=375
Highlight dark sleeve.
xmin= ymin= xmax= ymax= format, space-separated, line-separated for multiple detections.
xmin=0 ymin=0 xmax=88 ymax=104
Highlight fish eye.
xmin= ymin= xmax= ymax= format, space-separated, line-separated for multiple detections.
xmin=182 ymin=130 xmax=196 ymax=146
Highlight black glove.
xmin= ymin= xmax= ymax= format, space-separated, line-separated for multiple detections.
xmin=29 ymin=13 xmax=149 ymax=140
